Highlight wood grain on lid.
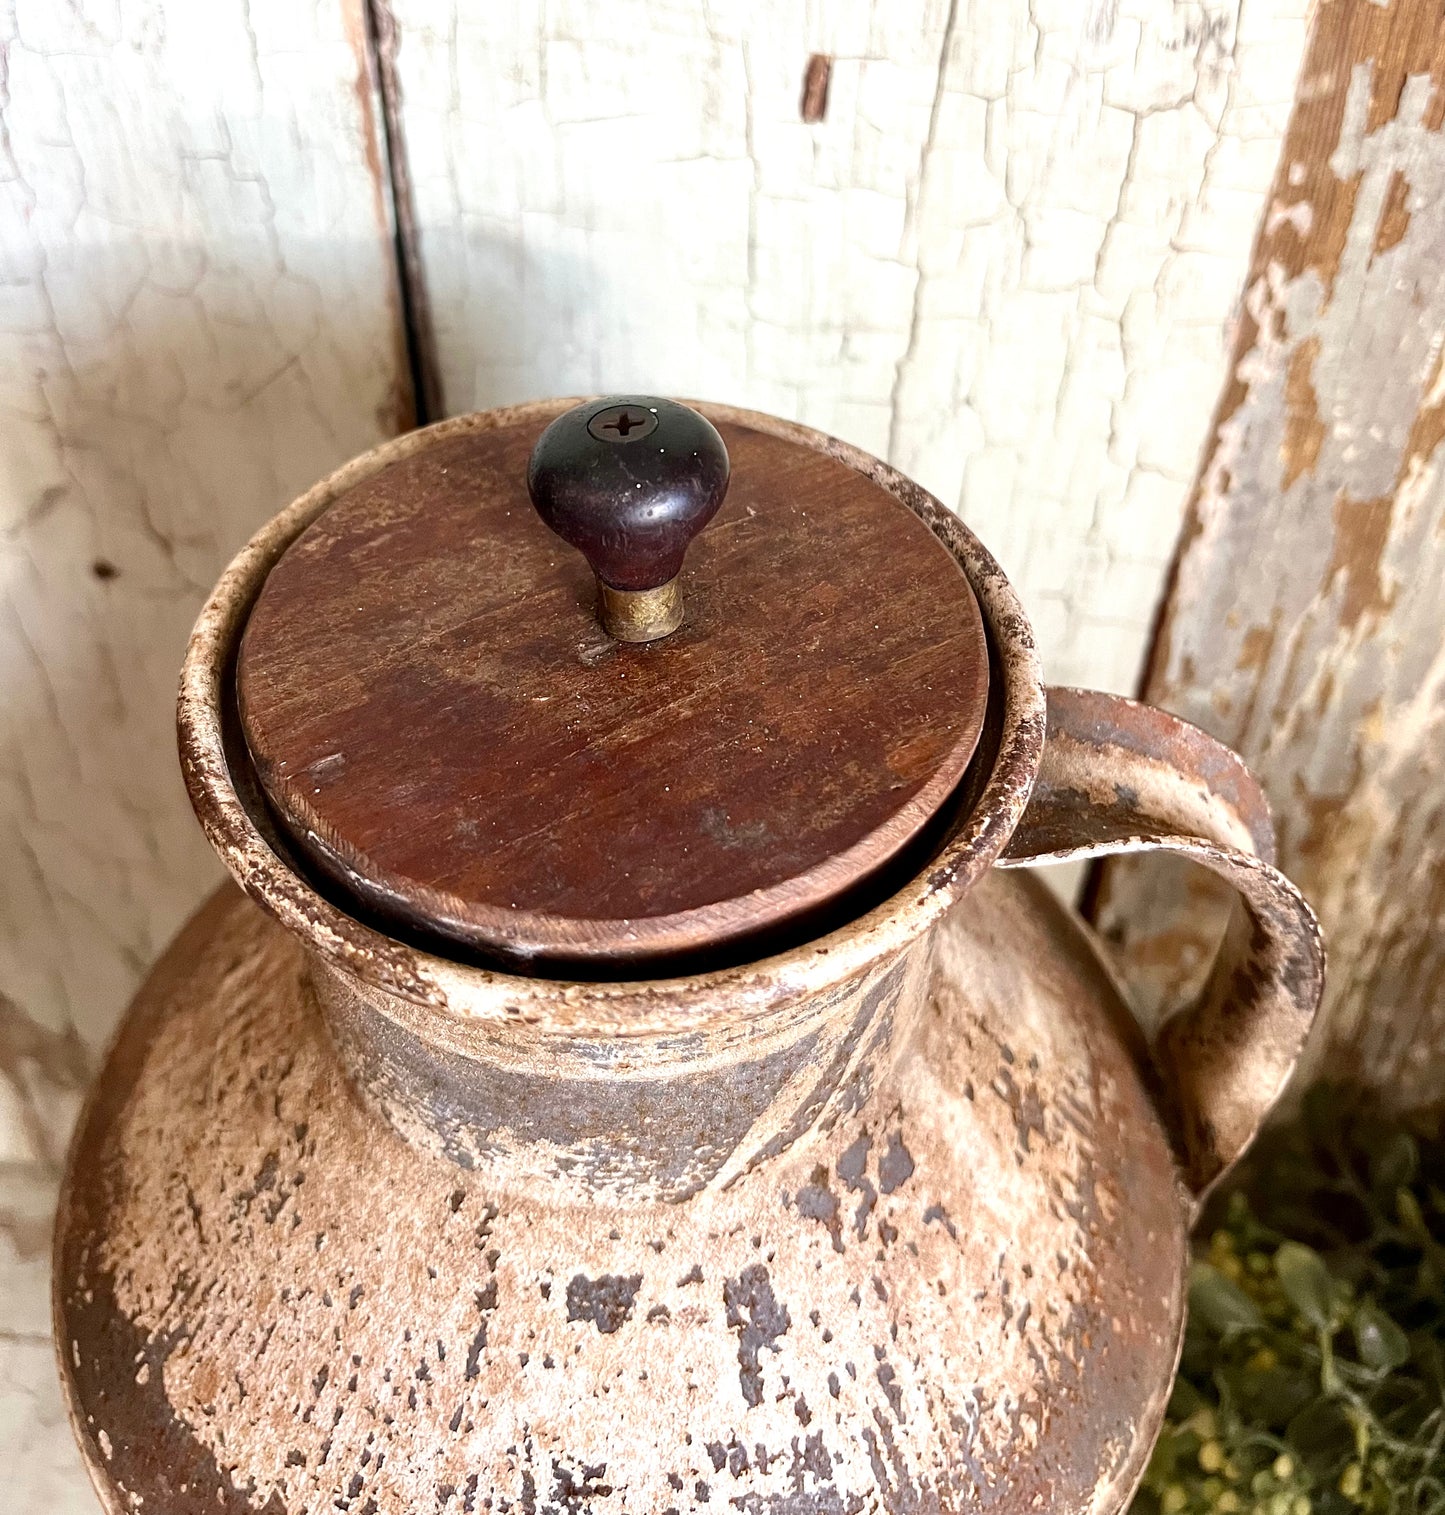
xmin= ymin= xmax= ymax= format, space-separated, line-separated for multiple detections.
xmin=236 ymin=414 xmax=989 ymax=966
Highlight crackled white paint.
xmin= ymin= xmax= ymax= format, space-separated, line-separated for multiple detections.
xmin=391 ymin=0 xmax=1309 ymax=692
xmin=0 ymin=1163 xmax=94 ymax=1511
xmin=1103 ymin=44 xmax=1445 ymax=1106
xmin=0 ymin=1337 xmax=98 ymax=1515
xmin=0 ymin=0 xmax=404 ymax=1074
xmin=0 ymin=0 xmax=405 ymax=1489
xmin=894 ymin=0 xmax=1310 ymax=689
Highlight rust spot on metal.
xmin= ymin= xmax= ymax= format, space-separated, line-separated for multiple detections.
xmin=793 ymin=1166 xmax=844 ymax=1253
xmin=723 ymin=1265 xmax=792 ymax=1408
xmin=877 ymin=1129 xmax=915 ymax=1194
xmin=565 ymin=1273 xmax=642 ymax=1335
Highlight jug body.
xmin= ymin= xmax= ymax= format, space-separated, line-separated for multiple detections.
xmin=55 ymin=868 xmax=1192 ymax=1515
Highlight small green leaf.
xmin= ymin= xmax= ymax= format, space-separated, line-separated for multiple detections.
xmin=1352 ymin=1300 xmax=1409 ymax=1370
xmin=1397 ymin=1186 xmax=1426 ymax=1235
xmin=1135 ymin=1099 xmax=1445 ymax=1515
xmin=1275 ymin=1242 xmax=1335 ymax=1330
xmin=1189 ymin=1260 xmax=1264 ymax=1335
xmin=1348 ymin=1404 xmax=1370 ymax=1460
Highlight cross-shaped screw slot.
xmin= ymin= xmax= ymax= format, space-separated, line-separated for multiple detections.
xmin=586 ymin=404 xmax=659 ymax=444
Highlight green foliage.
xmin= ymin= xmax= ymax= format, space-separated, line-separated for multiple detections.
xmin=1133 ymin=1090 xmax=1445 ymax=1515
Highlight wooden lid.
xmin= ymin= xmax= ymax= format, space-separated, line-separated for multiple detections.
xmin=236 ymin=402 xmax=989 ymax=968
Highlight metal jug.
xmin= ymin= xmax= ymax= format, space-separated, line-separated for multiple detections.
xmin=55 ymin=399 xmax=1323 ymax=1514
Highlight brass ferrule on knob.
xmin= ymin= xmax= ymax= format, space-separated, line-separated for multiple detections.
xmin=526 ymin=395 xmax=730 ymax=644
xmin=596 ymin=578 xmax=685 ymax=642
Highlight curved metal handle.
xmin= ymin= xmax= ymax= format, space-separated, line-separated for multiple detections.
xmin=997 ymin=687 xmax=1324 ymax=1201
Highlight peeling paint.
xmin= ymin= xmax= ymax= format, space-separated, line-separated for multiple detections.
xmin=57 ymin=868 xmax=1189 ymax=1512
xmin=1106 ymin=0 xmax=1445 ymax=1103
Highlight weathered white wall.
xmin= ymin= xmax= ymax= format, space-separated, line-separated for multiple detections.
xmin=0 ymin=0 xmax=405 ymax=1500
xmin=1099 ymin=2 xmax=1445 ymax=1110
xmin=392 ymin=0 xmax=1310 ymax=691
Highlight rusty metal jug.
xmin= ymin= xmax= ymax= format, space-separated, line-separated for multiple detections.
xmin=55 ymin=400 xmax=1323 ymax=1514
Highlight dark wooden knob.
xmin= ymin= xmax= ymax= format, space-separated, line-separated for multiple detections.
xmin=527 ymin=396 xmax=729 ymax=641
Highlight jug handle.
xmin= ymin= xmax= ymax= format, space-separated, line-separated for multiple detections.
xmin=995 ymin=686 xmax=1324 ymax=1203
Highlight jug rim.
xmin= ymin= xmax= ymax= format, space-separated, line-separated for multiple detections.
xmin=177 ymin=400 xmax=1046 ymax=1038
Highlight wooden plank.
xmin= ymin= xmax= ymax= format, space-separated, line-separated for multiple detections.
xmin=1095 ymin=0 xmax=1445 ymax=1107
xmin=0 ymin=0 xmax=409 ymax=1082
xmin=387 ymin=0 xmax=1311 ymax=696
xmin=0 ymin=0 xmax=409 ymax=1494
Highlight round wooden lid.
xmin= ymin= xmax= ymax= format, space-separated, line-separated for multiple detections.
xmin=236 ymin=403 xmax=989 ymax=968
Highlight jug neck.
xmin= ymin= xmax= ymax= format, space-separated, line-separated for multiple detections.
xmin=308 ymin=937 xmax=936 ymax=1205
